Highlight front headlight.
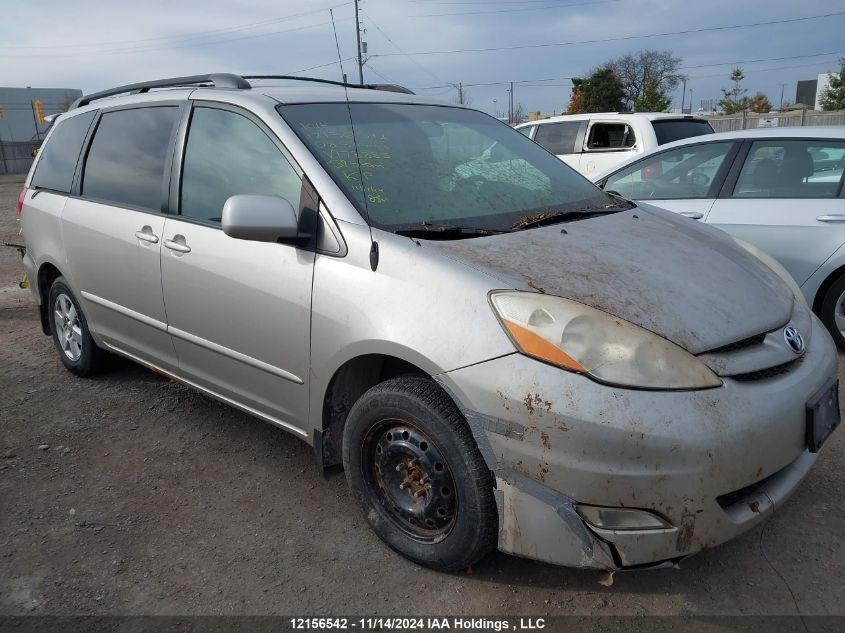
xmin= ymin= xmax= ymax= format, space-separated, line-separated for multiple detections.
xmin=490 ymin=291 xmax=721 ymax=390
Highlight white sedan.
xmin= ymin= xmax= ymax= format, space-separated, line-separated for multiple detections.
xmin=593 ymin=126 xmax=845 ymax=348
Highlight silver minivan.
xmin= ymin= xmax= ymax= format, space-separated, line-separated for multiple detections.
xmin=19 ymin=74 xmax=839 ymax=573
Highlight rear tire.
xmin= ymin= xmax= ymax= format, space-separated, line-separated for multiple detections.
xmin=47 ymin=276 xmax=108 ymax=377
xmin=342 ymin=376 xmax=498 ymax=572
xmin=820 ymin=274 xmax=845 ymax=350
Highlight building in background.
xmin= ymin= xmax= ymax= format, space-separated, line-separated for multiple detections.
xmin=795 ymin=79 xmax=818 ymax=109
xmin=0 ymin=86 xmax=82 ymax=141
xmin=815 ymin=73 xmax=832 ymax=110
xmin=793 ymin=73 xmax=837 ymax=110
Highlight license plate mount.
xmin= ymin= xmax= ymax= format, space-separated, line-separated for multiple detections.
xmin=807 ymin=378 xmax=840 ymax=453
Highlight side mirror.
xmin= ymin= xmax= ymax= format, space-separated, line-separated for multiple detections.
xmin=222 ymin=194 xmax=301 ymax=243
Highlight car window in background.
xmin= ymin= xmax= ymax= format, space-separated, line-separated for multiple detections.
xmin=733 ymin=139 xmax=845 ymax=199
xmin=180 ymin=107 xmax=302 ymax=224
xmin=280 ymin=103 xmax=622 ymax=232
xmin=604 ymin=142 xmax=733 ymax=200
xmin=82 ymin=106 xmax=179 ymax=210
xmin=533 ymin=121 xmax=581 ymax=155
xmin=518 ymin=126 xmax=534 ymax=137
xmin=586 ymin=123 xmax=635 ymax=150
xmin=30 ymin=111 xmax=97 ymax=193
xmin=651 ymin=119 xmax=714 ymax=145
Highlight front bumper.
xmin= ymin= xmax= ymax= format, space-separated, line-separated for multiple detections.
xmin=436 ymin=317 xmax=838 ymax=570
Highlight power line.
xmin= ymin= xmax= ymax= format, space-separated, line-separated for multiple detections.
xmin=0 ymin=2 xmax=352 ymax=50
xmin=372 ymin=10 xmax=845 ymax=58
xmin=360 ymin=8 xmax=447 ymax=86
xmin=410 ymin=0 xmax=618 ymax=18
xmin=410 ymin=48 xmax=845 ymax=91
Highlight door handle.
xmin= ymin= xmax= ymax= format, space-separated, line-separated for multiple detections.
xmin=164 ymin=237 xmax=191 ymax=253
xmin=680 ymin=212 xmax=704 ymax=220
xmin=134 ymin=227 xmax=159 ymax=243
xmin=817 ymin=214 xmax=845 ymax=223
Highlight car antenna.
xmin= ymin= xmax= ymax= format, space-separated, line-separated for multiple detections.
xmin=330 ymin=8 xmax=379 ymax=272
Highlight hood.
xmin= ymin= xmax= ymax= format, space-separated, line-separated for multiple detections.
xmin=427 ymin=204 xmax=794 ymax=354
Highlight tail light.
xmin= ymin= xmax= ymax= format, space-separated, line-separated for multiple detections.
xmin=17 ymin=187 xmax=28 ymax=214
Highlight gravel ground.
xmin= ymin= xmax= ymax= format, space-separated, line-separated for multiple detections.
xmin=1 ymin=173 xmax=844 ymax=619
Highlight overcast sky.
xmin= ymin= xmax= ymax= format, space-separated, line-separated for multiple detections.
xmin=4 ymin=0 xmax=845 ymax=115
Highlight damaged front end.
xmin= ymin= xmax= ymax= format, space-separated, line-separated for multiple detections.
xmin=434 ymin=310 xmax=837 ymax=570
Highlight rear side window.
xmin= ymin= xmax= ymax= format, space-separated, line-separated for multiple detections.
xmin=651 ymin=120 xmax=714 ymax=145
xmin=733 ymin=140 xmax=845 ymax=199
xmin=82 ymin=106 xmax=180 ymax=211
xmin=30 ymin=111 xmax=96 ymax=193
xmin=180 ymin=107 xmax=302 ymax=224
xmin=534 ymin=122 xmax=582 ymax=155
xmin=586 ymin=123 xmax=635 ymax=150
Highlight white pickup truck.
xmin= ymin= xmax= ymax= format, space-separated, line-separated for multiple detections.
xmin=516 ymin=112 xmax=714 ymax=177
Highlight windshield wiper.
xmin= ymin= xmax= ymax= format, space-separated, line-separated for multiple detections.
xmin=511 ymin=206 xmax=625 ymax=231
xmin=394 ymin=225 xmax=510 ymax=239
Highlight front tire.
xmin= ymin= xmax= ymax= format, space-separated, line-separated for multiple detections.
xmin=820 ymin=274 xmax=845 ymax=350
xmin=47 ymin=276 xmax=108 ymax=376
xmin=342 ymin=376 xmax=498 ymax=572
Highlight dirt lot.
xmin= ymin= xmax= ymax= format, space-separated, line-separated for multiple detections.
xmin=2 ymin=173 xmax=844 ymax=620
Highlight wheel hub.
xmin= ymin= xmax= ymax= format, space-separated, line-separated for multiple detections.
xmin=367 ymin=422 xmax=458 ymax=542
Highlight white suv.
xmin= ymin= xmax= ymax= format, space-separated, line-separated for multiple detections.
xmin=516 ymin=112 xmax=713 ymax=177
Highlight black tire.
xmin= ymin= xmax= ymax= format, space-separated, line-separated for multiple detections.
xmin=47 ymin=276 xmax=108 ymax=377
xmin=820 ymin=274 xmax=845 ymax=350
xmin=342 ymin=376 xmax=498 ymax=572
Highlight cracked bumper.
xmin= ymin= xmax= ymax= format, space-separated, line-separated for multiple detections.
xmin=436 ymin=317 xmax=838 ymax=570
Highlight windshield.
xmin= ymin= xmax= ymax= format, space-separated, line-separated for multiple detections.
xmin=651 ymin=119 xmax=714 ymax=145
xmin=278 ymin=103 xmax=627 ymax=234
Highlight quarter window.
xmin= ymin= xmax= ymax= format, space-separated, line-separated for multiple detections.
xmin=733 ymin=140 xmax=845 ymax=199
xmin=604 ymin=142 xmax=733 ymax=200
xmin=586 ymin=123 xmax=635 ymax=151
xmin=533 ymin=121 xmax=582 ymax=155
xmin=180 ymin=107 xmax=302 ymax=224
xmin=30 ymin=110 xmax=97 ymax=193
xmin=82 ymin=106 xmax=180 ymax=210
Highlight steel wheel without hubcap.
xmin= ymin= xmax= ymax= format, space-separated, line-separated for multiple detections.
xmin=363 ymin=420 xmax=458 ymax=543
xmin=54 ymin=293 xmax=83 ymax=361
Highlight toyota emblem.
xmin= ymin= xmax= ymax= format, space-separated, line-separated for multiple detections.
xmin=783 ymin=326 xmax=805 ymax=354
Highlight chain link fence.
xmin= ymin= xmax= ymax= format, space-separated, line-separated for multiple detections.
xmin=0 ymin=141 xmax=41 ymax=175
xmin=704 ymin=109 xmax=845 ymax=133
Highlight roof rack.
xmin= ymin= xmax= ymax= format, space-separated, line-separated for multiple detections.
xmin=242 ymin=75 xmax=414 ymax=94
xmin=70 ymin=73 xmax=415 ymax=110
xmin=70 ymin=73 xmax=251 ymax=109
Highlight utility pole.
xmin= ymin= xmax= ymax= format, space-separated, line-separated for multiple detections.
xmin=354 ymin=0 xmax=364 ymax=85
xmin=509 ymin=82 xmax=514 ymax=124
xmin=779 ymin=83 xmax=786 ymax=110
xmin=680 ymin=78 xmax=687 ymax=112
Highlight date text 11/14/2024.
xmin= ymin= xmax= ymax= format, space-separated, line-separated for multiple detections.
xmin=289 ymin=617 xmax=547 ymax=631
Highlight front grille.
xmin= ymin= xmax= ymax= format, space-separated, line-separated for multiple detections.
xmin=706 ymin=332 xmax=767 ymax=355
xmin=730 ymin=358 xmax=800 ymax=382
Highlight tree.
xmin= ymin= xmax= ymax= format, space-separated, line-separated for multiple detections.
xmin=819 ymin=58 xmax=845 ymax=111
xmin=566 ymin=88 xmax=587 ymax=114
xmin=718 ymin=68 xmax=750 ymax=114
xmin=608 ymin=49 xmax=684 ymax=110
xmin=512 ymin=102 xmax=526 ymax=124
xmin=633 ymin=80 xmax=671 ymax=112
xmin=748 ymin=92 xmax=772 ymax=113
xmin=448 ymin=82 xmax=473 ymax=106
xmin=568 ymin=68 xmax=626 ymax=113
